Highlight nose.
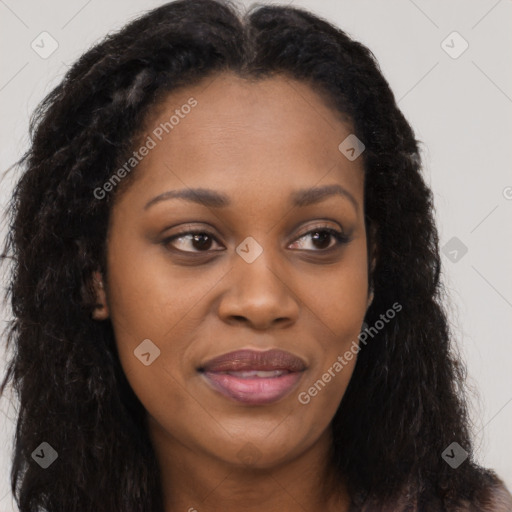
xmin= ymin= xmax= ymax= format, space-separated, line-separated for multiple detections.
xmin=217 ymin=247 xmax=300 ymax=330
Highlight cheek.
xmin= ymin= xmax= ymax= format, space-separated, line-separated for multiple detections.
xmin=103 ymin=236 xmax=221 ymax=414
xmin=295 ymin=332 xmax=360 ymax=437
xmin=104 ymin=230 xmax=198 ymax=345
xmin=104 ymin=258 xmax=201 ymax=439
xmin=298 ymin=358 xmax=356 ymax=413
xmin=300 ymin=244 xmax=369 ymax=342
xmin=293 ymin=242 xmax=368 ymax=414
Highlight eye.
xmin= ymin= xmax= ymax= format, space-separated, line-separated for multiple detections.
xmin=162 ymin=224 xmax=350 ymax=254
xmin=289 ymin=226 xmax=350 ymax=251
xmin=162 ymin=230 xmax=223 ymax=253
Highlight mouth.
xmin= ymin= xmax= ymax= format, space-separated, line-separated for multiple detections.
xmin=198 ymin=349 xmax=307 ymax=405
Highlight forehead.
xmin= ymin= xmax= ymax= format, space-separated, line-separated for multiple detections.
xmin=146 ymin=71 xmax=353 ymax=150
xmin=121 ymin=72 xmax=364 ymax=210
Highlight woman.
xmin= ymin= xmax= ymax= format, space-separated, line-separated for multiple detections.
xmin=1 ymin=0 xmax=510 ymax=510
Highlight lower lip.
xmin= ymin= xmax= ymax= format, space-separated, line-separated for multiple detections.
xmin=201 ymin=371 xmax=303 ymax=405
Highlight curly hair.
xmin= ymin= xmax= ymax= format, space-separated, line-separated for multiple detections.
xmin=0 ymin=0 xmax=507 ymax=510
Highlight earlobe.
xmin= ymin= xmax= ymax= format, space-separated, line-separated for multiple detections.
xmin=367 ymin=224 xmax=378 ymax=311
xmin=91 ymin=271 xmax=110 ymax=320
xmin=367 ymin=288 xmax=374 ymax=309
xmin=366 ymin=253 xmax=377 ymax=311
xmin=368 ymin=254 xmax=376 ymax=309
xmin=366 ymin=220 xmax=378 ymax=311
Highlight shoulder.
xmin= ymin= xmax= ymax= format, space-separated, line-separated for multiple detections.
xmin=355 ymin=472 xmax=512 ymax=512
xmin=460 ymin=477 xmax=512 ymax=512
xmin=433 ymin=473 xmax=512 ymax=512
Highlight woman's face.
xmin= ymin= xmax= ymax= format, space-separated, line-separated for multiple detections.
xmin=96 ymin=72 xmax=371 ymax=470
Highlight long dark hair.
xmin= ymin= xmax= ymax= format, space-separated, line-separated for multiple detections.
xmin=0 ymin=0 xmax=504 ymax=510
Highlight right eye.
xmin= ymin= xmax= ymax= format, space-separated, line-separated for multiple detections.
xmin=162 ymin=230 xmax=225 ymax=253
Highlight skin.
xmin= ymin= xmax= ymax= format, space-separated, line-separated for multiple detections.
xmin=92 ymin=72 xmax=375 ymax=512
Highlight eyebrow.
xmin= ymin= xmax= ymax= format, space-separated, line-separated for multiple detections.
xmin=144 ymin=184 xmax=359 ymax=212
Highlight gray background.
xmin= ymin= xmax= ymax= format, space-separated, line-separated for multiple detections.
xmin=1 ymin=0 xmax=511 ymax=509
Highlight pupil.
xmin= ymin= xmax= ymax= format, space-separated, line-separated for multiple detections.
xmin=193 ymin=234 xmax=211 ymax=250
xmin=312 ymin=231 xmax=330 ymax=249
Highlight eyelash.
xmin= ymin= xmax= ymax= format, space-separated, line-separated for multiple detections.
xmin=161 ymin=225 xmax=351 ymax=255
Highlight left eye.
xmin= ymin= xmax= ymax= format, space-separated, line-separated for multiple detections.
xmin=163 ymin=227 xmax=350 ymax=253
xmin=290 ymin=228 xmax=350 ymax=251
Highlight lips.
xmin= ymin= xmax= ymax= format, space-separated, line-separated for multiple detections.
xmin=198 ymin=349 xmax=306 ymax=405
xmin=199 ymin=349 xmax=306 ymax=373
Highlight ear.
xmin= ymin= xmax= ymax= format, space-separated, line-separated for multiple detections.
xmin=367 ymin=249 xmax=377 ymax=308
xmin=91 ymin=270 xmax=110 ymax=320
xmin=367 ymin=287 xmax=374 ymax=309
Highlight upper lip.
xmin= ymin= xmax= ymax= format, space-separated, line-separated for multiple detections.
xmin=199 ymin=349 xmax=307 ymax=373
